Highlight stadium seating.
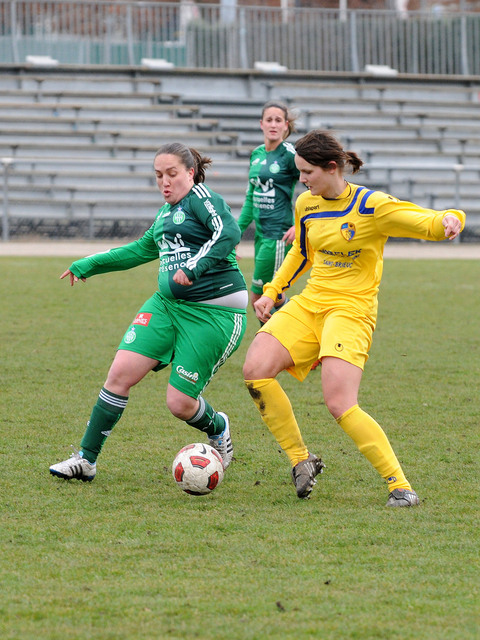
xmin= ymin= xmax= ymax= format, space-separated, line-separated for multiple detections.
xmin=0 ymin=67 xmax=479 ymax=239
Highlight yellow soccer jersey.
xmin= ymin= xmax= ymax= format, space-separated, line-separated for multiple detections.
xmin=263 ymin=182 xmax=466 ymax=322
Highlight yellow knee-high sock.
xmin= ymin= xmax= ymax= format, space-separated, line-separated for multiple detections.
xmin=337 ymin=404 xmax=411 ymax=491
xmin=245 ymin=378 xmax=309 ymax=466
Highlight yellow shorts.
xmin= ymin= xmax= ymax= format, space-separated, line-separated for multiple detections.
xmin=259 ymin=296 xmax=375 ymax=381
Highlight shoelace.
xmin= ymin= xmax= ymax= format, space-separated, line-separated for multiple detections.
xmin=68 ymin=444 xmax=82 ymax=461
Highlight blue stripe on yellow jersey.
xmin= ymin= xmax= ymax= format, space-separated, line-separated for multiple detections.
xmin=263 ymin=182 xmax=465 ymax=323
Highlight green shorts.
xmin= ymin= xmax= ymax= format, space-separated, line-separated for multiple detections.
xmin=118 ymin=292 xmax=246 ymax=398
xmin=252 ymin=235 xmax=291 ymax=295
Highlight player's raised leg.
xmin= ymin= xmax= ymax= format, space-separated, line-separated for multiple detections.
xmin=50 ymin=351 xmax=156 ymax=480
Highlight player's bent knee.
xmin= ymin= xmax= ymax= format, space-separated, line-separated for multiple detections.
xmin=242 ymin=357 xmax=257 ymax=380
xmin=243 ymin=358 xmax=279 ymax=381
xmin=242 ymin=348 xmax=274 ymax=380
xmin=324 ymin=395 xmax=356 ymax=421
xmin=166 ymin=386 xmax=198 ymax=420
xmin=104 ymin=372 xmax=135 ymax=397
xmin=243 ymin=334 xmax=292 ymax=380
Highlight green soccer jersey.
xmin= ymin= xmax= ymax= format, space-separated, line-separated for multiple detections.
xmin=69 ymin=183 xmax=246 ymax=303
xmin=237 ymin=141 xmax=299 ymax=240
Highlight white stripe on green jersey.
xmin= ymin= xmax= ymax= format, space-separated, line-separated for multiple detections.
xmin=68 ymin=183 xmax=246 ymax=304
xmin=186 ymin=207 xmax=224 ymax=271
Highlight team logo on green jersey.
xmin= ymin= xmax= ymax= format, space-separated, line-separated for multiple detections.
xmin=124 ymin=328 xmax=136 ymax=344
xmin=173 ymin=208 xmax=186 ymax=225
xmin=253 ymin=177 xmax=275 ymax=198
xmin=269 ymin=161 xmax=280 ymax=174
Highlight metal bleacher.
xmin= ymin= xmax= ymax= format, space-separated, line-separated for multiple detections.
xmin=1 ymin=67 xmax=479 ymax=240
xmin=263 ymin=76 xmax=480 ymax=239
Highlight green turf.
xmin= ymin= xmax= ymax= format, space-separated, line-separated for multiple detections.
xmin=1 ymin=255 xmax=478 ymax=639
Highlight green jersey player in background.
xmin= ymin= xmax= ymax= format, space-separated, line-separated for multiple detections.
xmin=50 ymin=143 xmax=247 ymax=482
xmin=237 ymin=100 xmax=299 ymax=320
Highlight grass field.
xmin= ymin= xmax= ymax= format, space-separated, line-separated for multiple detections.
xmin=1 ymin=254 xmax=478 ymax=640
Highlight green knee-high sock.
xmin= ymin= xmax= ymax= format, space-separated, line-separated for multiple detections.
xmin=186 ymin=396 xmax=225 ymax=437
xmin=80 ymin=387 xmax=128 ymax=463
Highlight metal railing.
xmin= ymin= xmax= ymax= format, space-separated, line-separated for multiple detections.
xmin=1 ymin=1 xmax=480 ymax=75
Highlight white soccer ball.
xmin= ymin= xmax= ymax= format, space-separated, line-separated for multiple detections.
xmin=172 ymin=443 xmax=224 ymax=495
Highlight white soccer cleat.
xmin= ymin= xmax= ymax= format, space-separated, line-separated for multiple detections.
xmin=386 ymin=488 xmax=420 ymax=507
xmin=49 ymin=450 xmax=96 ymax=482
xmin=208 ymin=412 xmax=233 ymax=469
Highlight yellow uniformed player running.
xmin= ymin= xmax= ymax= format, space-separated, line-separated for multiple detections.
xmin=243 ymin=129 xmax=465 ymax=507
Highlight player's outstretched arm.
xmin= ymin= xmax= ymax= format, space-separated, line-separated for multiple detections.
xmin=60 ymin=269 xmax=86 ymax=286
xmin=442 ymin=214 xmax=463 ymax=241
